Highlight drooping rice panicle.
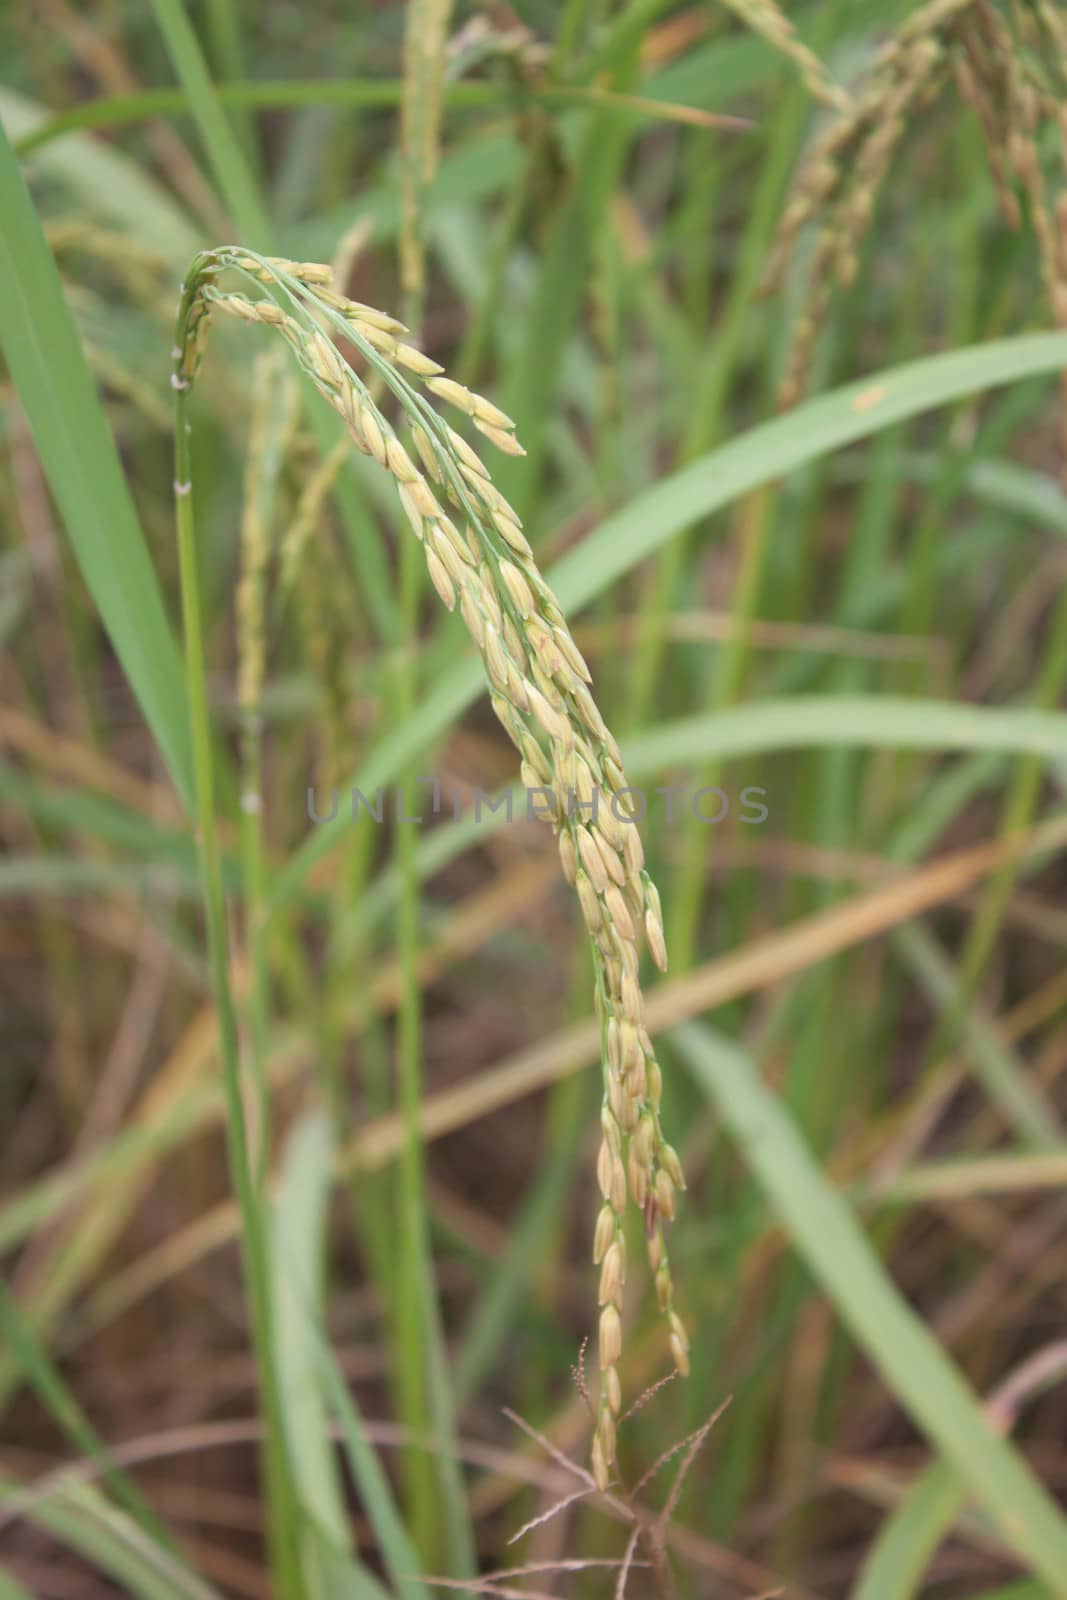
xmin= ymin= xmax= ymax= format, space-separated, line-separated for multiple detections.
xmin=761 ymin=0 xmax=1067 ymax=431
xmin=719 ymin=0 xmax=852 ymax=112
xmin=173 ymin=246 xmax=686 ymax=1489
xmin=400 ymin=0 xmax=454 ymax=313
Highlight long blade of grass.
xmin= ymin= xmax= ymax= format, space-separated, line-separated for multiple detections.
xmin=0 ymin=1476 xmax=223 ymax=1600
xmin=853 ymin=1348 xmax=1067 ymax=1597
xmin=672 ymin=1022 xmax=1067 ymax=1588
xmin=0 ymin=89 xmax=200 ymax=263
xmin=852 ymin=1459 xmax=975 ymax=1600
xmin=0 ymin=1284 xmax=172 ymax=1551
xmin=58 ymin=814 xmax=1067 ymax=1334
xmin=893 ymin=923 xmax=1061 ymax=1148
xmin=314 ymin=1338 xmax=434 ymax=1600
xmin=271 ymin=1112 xmax=356 ymax=1582
xmin=496 ymin=43 xmax=642 ymax=515
xmin=13 ymin=79 xmax=753 ymax=156
xmin=148 ymin=0 xmax=270 ymax=247
xmin=171 ymin=360 xmax=304 ymax=1596
xmin=628 ymin=697 xmax=1067 ymax=766
xmin=0 ymin=124 xmax=192 ymax=803
xmin=551 ymin=334 xmax=1067 ymax=612
xmin=274 ymin=331 xmax=1067 ymax=901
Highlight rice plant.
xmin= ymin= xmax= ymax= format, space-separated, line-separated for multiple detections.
xmin=173 ymin=245 xmax=683 ymax=1490
xmin=3 ymin=2 xmax=1067 ymax=1597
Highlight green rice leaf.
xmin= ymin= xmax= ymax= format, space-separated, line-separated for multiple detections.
xmin=674 ymin=1022 xmax=1067 ymax=1589
xmin=0 ymin=124 xmax=192 ymax=802
xmin=274 ymin=331 xmax=1067 ymax=901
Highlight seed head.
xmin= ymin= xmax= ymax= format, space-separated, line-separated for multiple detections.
xmin=499 ymin=561 xmax=535 ymax=616
xmin=593 ymin=830 xmax=626 ymax=889
xmin=576 ymin=828 xmax=609 ymax=893
xmin=385 ymin=437 xmax=418 ymax=484
xmin=527 ymin=684 xmax=569 ymax=743
xmin=599 ymin=1304 xmax=622 ymax=1369
xmin=624 ymin=1053 xmax=647 ymax=1102
xmin=623 ymin=824 xmax=645 ymax=878
xmin=596 ymin=1407 xmax=617 ymax=1466
xmin=645 ymin=907 xmax=668 ymax=971
xmin=395 ymin=343 xmax=443 ymax=375
xmin=356 ymin=320 xmax=398 ymax=356
xmin=598 ymin=1240 xmax=624 ymax=1306
xmin=604 ymin=884 xmax=635 ymax=943
xmin=359 ymin=403 xmax=386 ymax=466
xmin=576 ymin=872 xmax=602 ymax=933
xmin=459 ymin=589 xmax=486 ymax=647
xmin=591 ymin=1431 xmax=610 ymax=1492
xmin=632 ymin=1114 xmax=656 ymax=1169
xmin=447 ymin=424 xmax=489 ymax=478
xmin=470 ymin=393 xmax=516 ymax=430
xmin=655 ymin=1167 xmax=677 ymax=1222
xmin=406 ymin=478 xmax=441 ymax=520
xmin=474 ymin=418 xmax=527 ymax=456
xmin=427 ymin=375 xmax=476 ymax=413
xmin=342 ymin=300 xmax=405 ymax=333
xmin=173 ymin=247 xmax=684 ymax=1472
xmin=620 ymin=972 xmax=643 ymax=1025
xmin=593 ymin=1204 xmax=616 ymax=1264
xmin=558 ymin=830 xmax=578 ymax=885
xmin=493 ymin=511 xmax=532 ymax=557
xmin=397 ymin=485 xmax=426 ymax=539
xmin=660 ymin=1143 xmax=686 ymax=1190
xmin=411 ymin=423 xmax=443 ymax=483
xmin=628 ymin=1149 xmax=649 ymax=1208
xmin=596 ymin=1139 xmax=615 ymax=1200
xmin=425 ymin=549 xmax=455 ymax=610
xmin=428 ymin=524 xmax=471 ymax=586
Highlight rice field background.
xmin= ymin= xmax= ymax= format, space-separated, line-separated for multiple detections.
xmin=3 ymin=1 xmax=1067 ymax=1595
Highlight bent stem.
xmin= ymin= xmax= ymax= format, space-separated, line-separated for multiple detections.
xmin=171 ymin=379 xmax=303 ymax=1597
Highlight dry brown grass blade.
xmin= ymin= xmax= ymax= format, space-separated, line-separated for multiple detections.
xmin=575 ymin=609 xmax=949 ymax=667
xmin=340 ymin=811 xmax=1067 ymax=1169
xmin=67 ymin=814 xmax=1067 ymax=1339
xmin=631 ymin=1401 xmax=731 ymax=1502
xmin=564 ymin=86 xmax=756 ymax=130
xmin=0 ymin=701 xmax=181 ymax=821
xmin=67 ymin=857 xmax=562 ymax=1333
xmin=506 ymin=1483 xmax=597 ymax=1545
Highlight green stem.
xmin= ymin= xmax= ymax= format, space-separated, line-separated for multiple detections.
xmin=392 ymin=533 xmax=436 ymax=1555
xmin=240 ymin=717 xmax=271 ymax=1189
xmin=390 ymin=488 xmax=475 ymax=1579
xmin=172 ymin=380 xmax=303 ymax=1598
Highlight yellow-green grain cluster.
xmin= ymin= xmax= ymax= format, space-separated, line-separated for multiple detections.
xmin=173 ymin=247 xmax=686 ymax=1489
xmin=721 ymin=0 xmax=851 ymax=111
xmin=764 ymin=0 xmax=1067 ymax=432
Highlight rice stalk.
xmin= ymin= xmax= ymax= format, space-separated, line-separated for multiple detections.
xmin=400 ymin=0 xmax=455 ymax=317
xmin=236 ymin=352 xmax=300 ymax=1180
xmin=172 ymin=245 xmax=686 ymax=1488
xmin=763 ymin=0 xmax=1067 ymax=437
xmin=278 ymin=434 xmax=348 ymax=598
xmin=719 ymin=0 xmax=851 ymax=112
